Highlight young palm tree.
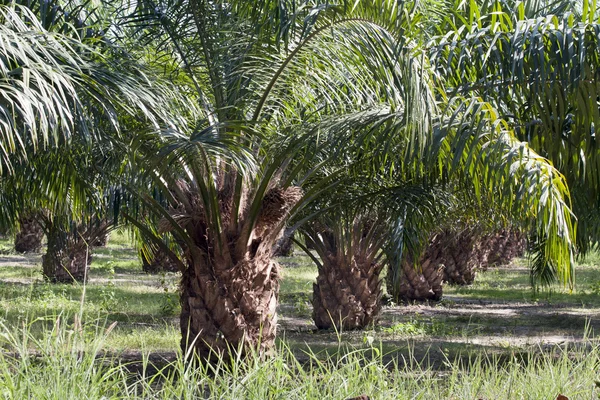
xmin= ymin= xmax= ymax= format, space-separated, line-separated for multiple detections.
xmin=120 ymin=0 xmax=579 ymax=359
xmin=427 ymin=0 xmax=600 ymax=283
xmin=301 ymin=210 xmax=388 ymax=330
xmin=1 ymin=141 xmax=116 ymax=282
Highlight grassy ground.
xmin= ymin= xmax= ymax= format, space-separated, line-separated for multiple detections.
xmin=0 ymin=231 xmax=181 ymax=352
xmin=1 ymin=233 xmax=600 ymax=398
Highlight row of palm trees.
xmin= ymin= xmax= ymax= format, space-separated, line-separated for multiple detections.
xmin=0 ymin=0 xmax=597 ymax=361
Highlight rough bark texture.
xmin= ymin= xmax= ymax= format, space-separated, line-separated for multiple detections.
xmin=180 ymin=254 xmax=280 ymax=360
xmin=430 ymin=228 xmax=526 ymax=285
xmin=41 ymin=221 xmax=108 ymax=283
xmin=141 ymin=250 xmax=180 ymax=273
xmin=312 ymin=255 xmax=384 ymax=330
xmin=389 ymin=256 xmax=444 ymax=302
xmin=435 ymin=230 xmax=484 ymax=286
xmin=42 ymin=226 xmax=91 ymax=283
xmin=169 ymin=181 xmax=302 ymax=360
xmin=272 ymin=227 xmax=295 ymax=257
xmin=305 ymin=216 xmax=386 ymax=330
xmin=14 ymin=216 xmax=43 ymax=253
xmin=388 ymin=227 xmax=526 ymax=301
xmin=484 ymin=229 xmax=526 ymax=268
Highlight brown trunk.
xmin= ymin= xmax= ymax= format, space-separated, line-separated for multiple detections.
xmin=389 ymin=256 xmax=444 ymax=302
xmin=305 ymin=216 xmax=386 ymax=330
xmin=14 ymin=216 xmax=43 ymax=253
xmin=141 ymin=250 xmax=180 ymax=273
xmin=435 ymin=230 xmax=484 ymax=286
xmin=169 ymin=182 xmax=302 ymax=360
xmin=42 ymin=225 xmax=91 ymax=283
xmin=312 ymin=256 xmax=383 ymax=330
xmin=180 ymin=254 xmax=280 ymax=360
xmin=41 ymin=220 xmax=108 ymax=283
xmin=485 ymin=229 xmax=526 ymax=267
xmin=272 ymin=227 xmax=295 ymax=257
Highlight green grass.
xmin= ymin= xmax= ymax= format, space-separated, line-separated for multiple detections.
xmin=2 ymin=238 xmax=600 ymax=397
xmin=0 ymin=231 xmax=180 ymax=352
xmin=0 ymin=316 xmax=599 ymax=399
xmin=279 ymin=255 xmax=318 ymax=318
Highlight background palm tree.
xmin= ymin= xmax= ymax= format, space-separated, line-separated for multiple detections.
xmin=0 ymin=0 xmax=201 ymax=282
xmin=13 ymin=213 xmax=44 ymax=253
xmin=119 ymin=0 xmax=580 ymax=360
xmin=0 ymin=0 xmax=582 ymax=364
xmin=426 ymin=0 xmax=600 ymax=284
xmin=302 ymin=210 xmax=388 ymax=330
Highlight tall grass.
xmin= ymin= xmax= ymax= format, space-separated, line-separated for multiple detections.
xmin=0 ymin=315 xmax=598 ymax=399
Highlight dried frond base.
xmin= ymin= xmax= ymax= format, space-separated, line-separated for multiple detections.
xmin=484 ymin=229 xmax=526 ymax=268
xmin=312 ymin=258 xmax=383 ymax=330
xmin=390 ymin=258 xmax=444 ymax=302
xmin=41 ymin=222 xmax=107 ymax=284
xmin=432 ymin=230 xmax=482 ymax=286
xmin=180 ymin=257 xmax=279 ymax=361
xmin=42 ymin=241 xmax=90 ymax=283
xmin=14 ymin=217 xmax=43 ymax=253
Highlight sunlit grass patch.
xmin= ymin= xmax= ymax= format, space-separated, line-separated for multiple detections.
xmin=104 ymin=324 xmax=180 ymax=352
xmin=1 ymin=315 xmax=599 ymax=399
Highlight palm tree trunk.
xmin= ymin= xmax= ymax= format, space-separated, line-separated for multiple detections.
xmin=388 ymin=256 xmax=444 ymax=302
xmin=42 ymin=224 xmax=91 ymax=283
xmin=312 ymin=255 xmax=383 ymax=330
xmin=180 ymin=253 xmax=280 ymax=360
xmin=303 ymin=215 xmax=386 ymax=330
xmin=485 ymin=229 xmax=526 ymax=267
xmin=171 ymin=183 xmax=302 ymax=360
xmin=14 ymin=216 xmax=43 ymax=253
xmin=436 ymin=230 xmax=483 ymax=285
xmin=272 ymin=227 xmax=295 ymax=257
xmin=41 ymin=220 xmax=107 ymax=283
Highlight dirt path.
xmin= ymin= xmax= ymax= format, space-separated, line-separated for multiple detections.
xmin=278 ymin=296 xmax=600 ymax=369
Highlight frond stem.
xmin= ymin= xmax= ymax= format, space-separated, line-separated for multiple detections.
xmin=251 ymin=17 xmax=393 ymax=122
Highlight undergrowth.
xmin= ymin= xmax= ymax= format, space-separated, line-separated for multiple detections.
xmin=0 ymin=315 xmax=599 ymax=399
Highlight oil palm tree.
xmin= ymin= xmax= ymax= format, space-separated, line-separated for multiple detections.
xmin=302 ymin=210 xmax=388 ymax=330
xmin=118 ymin=0 xmax=578 ymax=359
xmin=0 ymin=0 xmax=206 ymax=283
xmin=426 ymin=0 xmax=600 ymax=284
xmin=1 ymin=139 xmax=118 ymax=282
xmin=120 ymin=0 xmax=438 ymax=358
xmin=385 ymin=96 xmax=576 ymax=301
xmin=297 ymin=179 xmax=446 ymax=329
xmin=14 ymin=213 xmax=44 ymax=253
